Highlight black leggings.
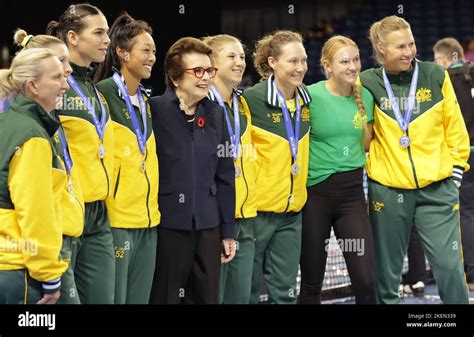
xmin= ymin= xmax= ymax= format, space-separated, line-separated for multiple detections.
xmin=300 ymin=168 xmax=376 ymax=304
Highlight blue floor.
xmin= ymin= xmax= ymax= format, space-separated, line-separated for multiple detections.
xmin=323 ymin=284 xmax=474 ymax=304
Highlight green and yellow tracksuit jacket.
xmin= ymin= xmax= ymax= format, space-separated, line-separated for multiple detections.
xmin=97 ymin=76 xmax=160 ymax=228
xmin=360 ymin=60 xmax=470 ymax=189
xmin=57 ymin=63 xmax=114 ymax=202
xmin=52 ymin=121 xmax=85 ymax=238
xmin=241 ymin=75 xmax=312 ymax=213
xmin=207 ymin=88 xmax=257 ymax=219
xmin=0 ymin=95 xmax=68 ymax=293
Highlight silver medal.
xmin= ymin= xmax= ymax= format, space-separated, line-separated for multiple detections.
xmin=67 ymin=178 xmax=74 ymax=194
xmin=291 ymin=162 xmax=300 ymax=176
xmin=399 ymin=135 xmax=410 ymax=148
xmin=235 ymin=165 xmax=241 ymax=178
xmin=98 ymin=143 xmax=106 ymax=159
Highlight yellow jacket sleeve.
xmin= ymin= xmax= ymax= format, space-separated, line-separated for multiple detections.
xmin=442 ymin=71 xmax=471 ymax=178
xmin=8 ymin=137 xmax=67 ymax=290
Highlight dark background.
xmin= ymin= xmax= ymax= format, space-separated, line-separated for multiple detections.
xmin=0 ymin=0 xmax=222 ymax=94
xmin=0 ymin=0 xmax=375 ymax=94
xmin=1 ymin=0 xmax=473 ymax=95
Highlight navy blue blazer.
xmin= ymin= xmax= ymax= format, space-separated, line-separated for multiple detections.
xmin=150 ymin=86 xmax=236 ymax=239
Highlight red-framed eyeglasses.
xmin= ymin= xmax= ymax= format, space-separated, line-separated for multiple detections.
xmin=183 ymin=67 xmax=218 ymax=79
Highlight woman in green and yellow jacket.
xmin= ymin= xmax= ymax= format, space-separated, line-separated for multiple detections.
xmin=47 ymin=3 xmax=116 ymax=304
xmin=203 ymin=34 xmax=257 ymax=304
xmin=14 ymin=29 xmax=85 ymax=304
xmin=360 ymin=15 xmax=470 ymax=304
xmin=95 ymin=13 xmax=160 ymax=304
xmin=0 ymin=48 xmax=69 ymax=304
xmin=241 ymin=31 xmax=311 ymax=304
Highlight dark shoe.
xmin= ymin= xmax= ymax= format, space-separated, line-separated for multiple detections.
xmin=403 ymin=281 xmax=425 ymax=296
xmin=468 ymin=282 xmax=474 ymax=291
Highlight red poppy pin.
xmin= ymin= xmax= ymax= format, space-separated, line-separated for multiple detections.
xmin=197 ymin=116 xmax=206 ymax=128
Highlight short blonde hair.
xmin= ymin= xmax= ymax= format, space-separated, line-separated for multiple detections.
xmin=0 ymin=48 xmax=56 ymax=98
xmin=369 ymin=15 xmax=411 ymax=65
xmin=433 ymin=37 xmax=465 ymax=61
xmin=202 ymin=34 xmax=245 ymax=63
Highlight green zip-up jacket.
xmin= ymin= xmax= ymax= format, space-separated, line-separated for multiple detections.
xmin=241 ymin=75 xmax=312 ymax=213
xmin=207 ymin=87 xmax=257 ymax=219
xmin=0 ymin=95 xmax=67 ymax=292
xmin=360 ymin=60 xmax=470 ymax=189
xmin=97 ymin=75 xmax=160 ymax=229
xmin=57 ymin=63 xmax=114 ymax=202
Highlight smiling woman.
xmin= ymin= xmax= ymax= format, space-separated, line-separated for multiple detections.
xmin=240 ymin=30 xmax=312 ymax=304
xmin=0 ymin=48 xmax=69 ymax=304
xmin=13 ymin=28 xmax=86 ymax=305
xmin=202 ymin=34 xmax=257 ymax=304
xmin=47 ymin=3 xmax=116 ymax=305
xmin=302 ymin=36 xmax=376 ymax=304
xmin=360 ymin=15 xmax=470 ymax=304
xmin=149 ymin=37 xmax=236 ymax=304
xmin=95 ymin=13 xmax=160 ymax=305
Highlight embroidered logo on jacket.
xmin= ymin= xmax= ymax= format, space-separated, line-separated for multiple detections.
xmin=371 ymin=201 xmax=385 ymax=212
xmin=415 ymin=88 xmax=432 ymax=103
xmin=271 ymin=112 xmax=282 ymax=123
xmin=301 ymin=107 xmax=310 ymax=122
xmin=97 ymin=92 xmax=109 ymax=109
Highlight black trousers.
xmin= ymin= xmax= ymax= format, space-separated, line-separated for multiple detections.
xmin=460 ymin=155 xmax=474 ymax=282
xmin=149 ymin=225 xmax=221 ymax=304
xmin=300 ymin=168 xmax=376 ymax=304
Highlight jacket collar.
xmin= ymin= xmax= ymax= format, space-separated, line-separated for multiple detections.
xmin=383 ymin=59 xmax=419 ymax=76
xmin=10 ymin=94 xmax=60 ymax=137
xmin=163 ymin=86 xmax=209 ymax=117
xmin=113 ymin=68 xmax=152 ymax=101
xmin=163 ymin=85 xmax=180 ymax=104
xmin=449 ymin=61 xmax=464 ymax=69
xmin=264 ymin=74 xmax=311 ymax=108
xmin=70 ymin=62 xmax=96 ymax=81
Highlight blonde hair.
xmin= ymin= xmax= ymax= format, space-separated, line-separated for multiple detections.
xmin=321 ymin=35 xmax=365 ymax=118
xmin=0 ymin=48 xmax=56 ymax=98
xmin=369 ymin=15 xmax=411 ymax=66
xmin=253 ymin=30 xmax=303 ymax=79
xmin=202 ymin=34 xmax=245 ymax=63
xmin=14 ymin=28 xmax=63 ymax=50
xmin=433 ymin=37 xmax=465 ymax=61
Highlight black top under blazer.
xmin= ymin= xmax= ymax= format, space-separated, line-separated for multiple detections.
xmin=150 ymin=86 xmax=236 ymax=239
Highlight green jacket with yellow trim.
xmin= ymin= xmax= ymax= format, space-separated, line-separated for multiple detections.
xmin=57 ymin=63 xmax=114 ymax=202
xmin=52 ymin=120 xmax=85 ymax=238
xmin=241 ymin=75 xmax=311 ymax=213
xmin=97 ymin=76 xmax=160 ymax=229
xmin=0 ymin=95 xmax=68 ymax=291
xmin=207 ymin=88 xmax=257 ymax=219
xmin=360 ymin=60 xmax=470 ymax=189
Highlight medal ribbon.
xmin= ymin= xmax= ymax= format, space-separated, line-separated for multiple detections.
xmin=210 ymin=85 xmax=240 ymax=161
xmin=382 ymin=62 xmax=419 ymax=131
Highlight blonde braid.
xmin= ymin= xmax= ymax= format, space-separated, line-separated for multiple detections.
xmin=352 ymin=83 xmax=366 ymax=121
